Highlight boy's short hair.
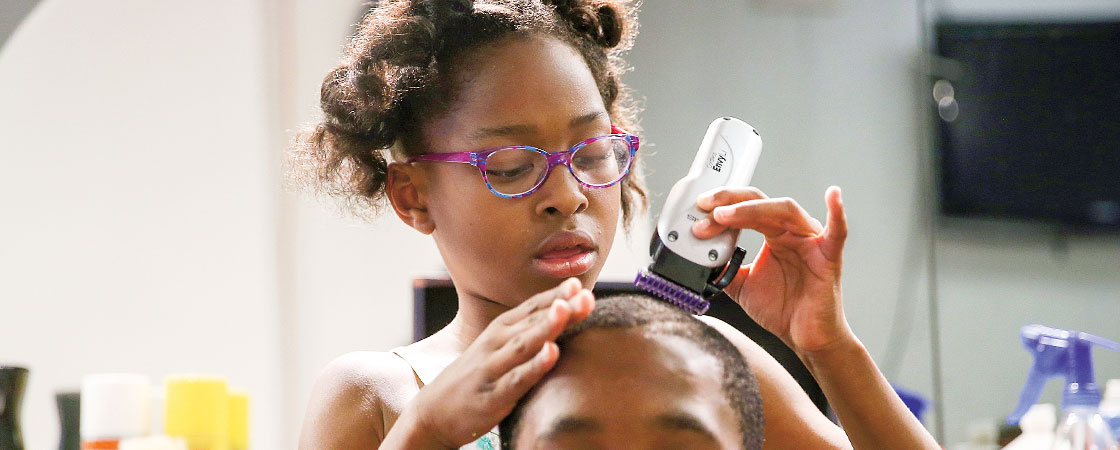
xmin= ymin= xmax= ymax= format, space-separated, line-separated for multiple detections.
xmin=499 ymin=294 xmax=764 ymax=449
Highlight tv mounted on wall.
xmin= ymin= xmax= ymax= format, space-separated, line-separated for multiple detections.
xmin=933 ymin=20 xmax=1120 ymax=230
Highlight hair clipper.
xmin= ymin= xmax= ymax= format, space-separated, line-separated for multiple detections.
xmin=635 ymin=117 xmax=762 ymax=314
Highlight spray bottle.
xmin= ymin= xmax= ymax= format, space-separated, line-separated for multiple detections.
xmin=1006 ymin=324 xmax=1120 ymax=450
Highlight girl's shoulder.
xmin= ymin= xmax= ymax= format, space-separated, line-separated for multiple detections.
xmin=299 ymin=351 xmax=422 ymax=447
xmin=317 ymin=350 xmax=423 ymax=406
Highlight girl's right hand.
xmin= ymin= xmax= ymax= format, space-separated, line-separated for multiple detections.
xmin=396 ymin=278 xmax=595 ymax=448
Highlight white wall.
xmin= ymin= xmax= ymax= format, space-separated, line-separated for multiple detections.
xmin=0 ymin=0 xmax=281 ymax=448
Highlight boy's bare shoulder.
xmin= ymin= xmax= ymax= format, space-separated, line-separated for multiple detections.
xmin=299 ymin=351 xmax=421 ymax=448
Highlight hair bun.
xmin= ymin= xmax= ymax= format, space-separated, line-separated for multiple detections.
xmin=416 ymin=0 xmax=475 ymax=29
xmin=592 ymin=5 xmax=621 ymax=47
xmin=549 ymin=1 xmax=623 ymax=48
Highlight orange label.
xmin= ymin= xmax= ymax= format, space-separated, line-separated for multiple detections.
xmin=81 ymin=440 xmax=119 ymax=450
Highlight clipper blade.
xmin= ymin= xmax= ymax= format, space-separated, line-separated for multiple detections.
xmin=634 ymin=269 xmax=710 ymax=315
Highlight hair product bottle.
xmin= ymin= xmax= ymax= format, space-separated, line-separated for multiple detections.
xmin=227 ymin=390 xmax=248 ymax=450
xmin=80 ymin=374 xmax=151 ymax=450
xmin=1003 ymin=403 xmax=1056 ymax=450
xmin=56 ymin=391 xmax=81 ymax=450
xmin=164 ymin=375 xmax=229 ymax=450
xmin=0 ymin=366 xmax=29 ymax=450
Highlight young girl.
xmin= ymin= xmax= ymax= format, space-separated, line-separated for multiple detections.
xmin=293 ymin=0 xmax=939 ymax=448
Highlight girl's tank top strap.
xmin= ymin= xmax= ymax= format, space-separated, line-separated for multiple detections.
xmin=388 ymin=346 xmax=503 ymax=450
xmin=388 ymin=345 xmax=456 ymax=387
xmin=389 ymin=345 xmax=436 ymax=387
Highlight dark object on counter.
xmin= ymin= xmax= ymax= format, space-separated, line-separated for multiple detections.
xmin=56 ymin=391 xmax=80 ymax=450
xmin=0 ymin=366 xmax=29 ymax=450
xmin=999 ymin=422 xmax=1023 ymax=447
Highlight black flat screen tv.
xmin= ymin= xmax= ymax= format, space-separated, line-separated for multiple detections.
xmin=934 ymin=20 xmax=1120 ymax=229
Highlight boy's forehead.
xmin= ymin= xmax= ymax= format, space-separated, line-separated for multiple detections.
xmin=515 ymin=328 xmax=742 ymax=447
xmin=552 ymin=328 xmax=722 ymax=382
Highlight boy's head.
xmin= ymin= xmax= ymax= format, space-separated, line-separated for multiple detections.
xmin=499 ymin=295 xmax=764 ymax=449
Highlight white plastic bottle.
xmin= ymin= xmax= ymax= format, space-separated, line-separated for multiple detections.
xmin=1004 ymin=404 xmax=1056 ymax=450
xmin=81 ymin=373 xmax=151 ymax=449
xmin=1051 ymin=405 xmax=1117 ymax=450
xmin=1102 ymin=379 xmax=1120 ymax=441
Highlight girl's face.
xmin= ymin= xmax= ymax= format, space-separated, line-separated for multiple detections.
xmin=406 ymin=35 xmax=621 ymax=308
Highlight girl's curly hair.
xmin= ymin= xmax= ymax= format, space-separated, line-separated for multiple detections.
xmin=289 ymin=0 xmax=647 ymax=228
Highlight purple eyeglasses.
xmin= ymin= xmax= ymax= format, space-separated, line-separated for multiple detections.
xmin=404 ymin=125 xmax=640 ymax=199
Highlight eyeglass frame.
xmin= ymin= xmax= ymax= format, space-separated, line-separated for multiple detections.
xmin=402 ymin=125 xmax=640 ymax=199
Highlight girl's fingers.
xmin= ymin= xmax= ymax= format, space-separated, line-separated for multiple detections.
xmin=495 ymin=278 xmax=582 ymax=327
xmin=720 ymin=263 xmax=754 ymax=302
xmin=692 ymin=216 xmax=786 ymax=239
xmin=810 ymin=218 xmax=825 ymax=233
xmin=694 ymin=197 xmax=820 ymax=239
xmin=484 ymin=298 xmax=571 ymax=379
xmin=820 ymin=186 xmax=848 ymax=262
xmin=696 ymin=186 xmax=769 ymax=211
xmin=497 ymin=289 xmax=594 ymax=341
xmin=565 ymin=289 xmax=596 ymax=324
xmin=484 ymin=288 xmax=595 ymax=380
xmin=491 ymin=341 xmax=559 ymax=405
xmin=691 ymin=215 xmax=729 ymax=238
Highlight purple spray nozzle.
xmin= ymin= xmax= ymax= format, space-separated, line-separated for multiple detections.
xmin=1007 ymin=324 xmax=1120 ymax=425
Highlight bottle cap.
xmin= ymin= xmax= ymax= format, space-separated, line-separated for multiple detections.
xmin=1019 ymin=403 xmax=1056 ymax=433
xmin=229 ymin=389 xmax=249 ymax=450
xmin=966 ymin=418 xmax=997 ymax=445
xmin=80 ymin=373 xmax=151 ymax=440
xmin=1104 ymin=379 xmax=1120 ymax=403
xmin=164 ymin=374 xmax=229 ymax=450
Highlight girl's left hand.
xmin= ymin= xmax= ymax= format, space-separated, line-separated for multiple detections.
xmin=691 ymin=186 xmax=854 ymax=356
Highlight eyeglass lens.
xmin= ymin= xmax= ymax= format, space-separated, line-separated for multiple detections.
xmin=483 ymin=136 xmax=632 ymax=196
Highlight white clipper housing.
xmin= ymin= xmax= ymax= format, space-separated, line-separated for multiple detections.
xmin=656 ymin=117 xmax=762 ymax=268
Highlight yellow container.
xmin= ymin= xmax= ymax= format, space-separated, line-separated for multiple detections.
xmin=228 ymin=389 xmax=249 ymax=450
xmin=164 ymin=375 xmax=229 ymax=450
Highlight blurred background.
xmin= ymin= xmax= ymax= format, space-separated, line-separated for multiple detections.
xmin=2 ymin=0 xmax=1119 ymax=448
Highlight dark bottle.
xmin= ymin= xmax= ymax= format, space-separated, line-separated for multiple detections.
xmin=55 ymin=391 xmax=80 ymax=450
xmin=0 ymin=366 xmax=28 ymax=450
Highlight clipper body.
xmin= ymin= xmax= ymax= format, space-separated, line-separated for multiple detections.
xmin=635 ymin=117 xmax=763 ymax=314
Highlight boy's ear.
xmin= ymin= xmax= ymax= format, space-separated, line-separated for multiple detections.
xmin=386 ymin=162 xmax=435 ymax=235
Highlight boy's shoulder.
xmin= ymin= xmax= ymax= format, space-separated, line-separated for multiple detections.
xmin=693 ymin=315 xmax=852 ymax=447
